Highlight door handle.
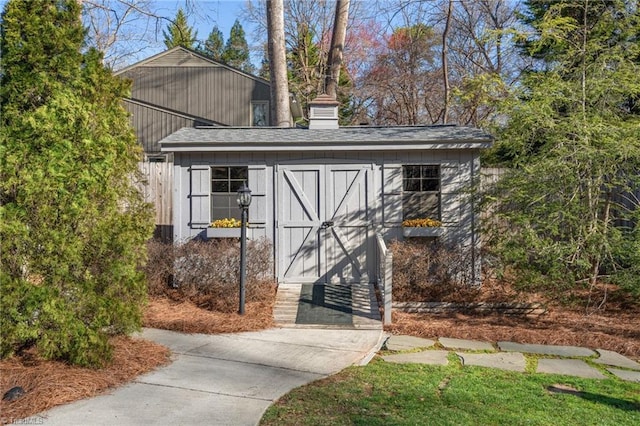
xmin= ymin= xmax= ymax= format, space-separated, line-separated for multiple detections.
xmin=321 ymin=221 xmax=334 ymax=229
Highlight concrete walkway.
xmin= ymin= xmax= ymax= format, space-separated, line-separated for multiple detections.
xmin=382 ymin=335 xmax=640 ymax=382
xmin=37 ymin=328 xmax=384 ymax=426
xmin=28 ymin=331 xmax=640 ymax=425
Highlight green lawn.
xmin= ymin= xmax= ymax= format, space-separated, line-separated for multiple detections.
xmin=261 ymin=359 xmax=640 ymax=426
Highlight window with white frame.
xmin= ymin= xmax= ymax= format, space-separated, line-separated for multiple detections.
xmin=211 ymin=166 xmax=248 ymax=221
xmin=402 ymin=165 xmax=440 ymax=220
xmin=251 ymin=101 xmax=269 ymax=126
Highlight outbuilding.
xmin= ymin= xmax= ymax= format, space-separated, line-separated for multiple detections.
xmin=160 ymin=97 xmax=492 ymax=288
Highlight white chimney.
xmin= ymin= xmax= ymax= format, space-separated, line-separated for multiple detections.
xmin=308 ymin=94 xmax=339 ymax=129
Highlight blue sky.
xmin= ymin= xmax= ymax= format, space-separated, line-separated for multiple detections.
xmin=143 ymin=1 xmax=264 ymax=68
xmin=155 ymin=0 xmax=250 ymax=44
xmin=0 ymin=0 xmax=256 ymax=66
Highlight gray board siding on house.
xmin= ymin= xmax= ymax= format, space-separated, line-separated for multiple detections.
xmin=124 ymin=99 xmax=219 ymax=153
xmin=160 ymin=126 xmax=493 ymax=152
xmin=119 ymin=66 xmax=270 ymax=127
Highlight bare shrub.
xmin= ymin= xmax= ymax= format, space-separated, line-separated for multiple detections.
xmin=146 ymin=239 xmax=176 ymax=295
xmin=144 ymin=238 xmax=275 ymax=313
xmin=390 ymin=240 xmax=476 ymax=302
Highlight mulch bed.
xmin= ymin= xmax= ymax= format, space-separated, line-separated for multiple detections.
xmin=0 ymin=337 xmax=171 ymax=425
xmin=386 ymin=308 xmax=640 ymax=359
xmin=143 ymin=297 xmax=275 ymax=334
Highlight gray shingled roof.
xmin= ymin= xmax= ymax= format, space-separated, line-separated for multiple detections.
xmin=160 ymin=125 xmax=493 ymax=152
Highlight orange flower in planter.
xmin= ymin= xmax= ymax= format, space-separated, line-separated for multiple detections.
xmin=402 ymin=218 xmax=442 ymax=227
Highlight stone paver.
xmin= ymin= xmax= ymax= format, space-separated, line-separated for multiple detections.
xmin=382 ymin=336 xmax=639 ymax=383
xmin=382 ymin=350 xmax=449 ymax=366
xmin=537 ymin=359 xmax=606 ymax=379
xmin=385 ymin=335 xmax=436 ymax=351
xmin=606 ymin=368 xmax=640 ymax=382
xmin=457 ymin=352 xmax=526 ymax=372
xmin=594 ymin=349 xmax=640 ymax=370
xmin=499 ymin=341 xmax=595 ymax=357
xmin=439 ymin=337 xmax=494 ymax=351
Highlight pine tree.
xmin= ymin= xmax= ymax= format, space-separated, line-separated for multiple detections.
xmin=0 ymin=0 xmax=154 ymax=367
xmin=258 ymin=42 xmax=270 ymax=80
xmin=485 ymin=0 xmax=640 ymax=300
xmin=222 ymin=19 xmax=254 ymax=73
xmin=163 ymin=8 xmax=197 ymax=49
xmin=199 ymin=25 xmax=224 ymax=61
xmin=287 ymin=23 xmax=322 ymax=122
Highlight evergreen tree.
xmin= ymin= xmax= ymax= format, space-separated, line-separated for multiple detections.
xmin=199 ymin=25 xmax=224 ymax=61
xmin=0 ymin=0 xmax=154 ymax=367
xmin=163 ymin=8 xmax=197 ymax=49
xmin=484 ymin=0 xmax=640 ymax=300
xmin=222 ymin=19 xmax=254 ymax=73
xmin=258 ymin=42 xmax=270 ymax=80
xmin=287 ymin=23 xmax=322 ymax=123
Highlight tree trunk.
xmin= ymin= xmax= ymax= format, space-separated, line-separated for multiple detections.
xmin=266 ymin=0 xmax=291 ymax=127
xmin=325 ymin=0 xmax=350 ymax=99
xmin=441 ymin=0 xmax=453 ymax=124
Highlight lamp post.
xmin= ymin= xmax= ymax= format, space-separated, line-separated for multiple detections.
xmin=237 ymin=183 xmax=252 ymax=315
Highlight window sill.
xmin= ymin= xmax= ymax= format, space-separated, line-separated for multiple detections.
xmin=207 ymin=228 xmax=241 ymax=238
xmin=402 ymin=227 xmax=444 ymax=238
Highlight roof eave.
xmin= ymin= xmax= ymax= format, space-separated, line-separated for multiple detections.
xmin=160 ymin=140 xmax=493 ymax=153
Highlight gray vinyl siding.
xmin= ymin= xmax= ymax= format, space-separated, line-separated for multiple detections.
xmin=120 ymin=67 xmax=270 ymax=128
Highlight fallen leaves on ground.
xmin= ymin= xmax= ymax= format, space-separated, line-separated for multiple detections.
xmin=143 ymin=297 xmax=275 ymax=334
xmin=0 ymin=337 xmax=170 ymax=424
xmin=1 ymin=296 xmax=275 ymax=424
xmin=387 ymin=308 xmax=640 ymax=358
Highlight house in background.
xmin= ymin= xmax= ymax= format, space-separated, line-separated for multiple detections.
xmin=160 ymin=97 xmax=493 ymax=318
xmin=116 ymin=46 xmax=281 ymax=240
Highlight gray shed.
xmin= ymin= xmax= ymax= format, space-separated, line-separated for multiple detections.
xmin=160 ymin=102 xmax=492 ymax=288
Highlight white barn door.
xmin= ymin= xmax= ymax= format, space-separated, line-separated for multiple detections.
xmin=277 ymin=164 xmax=373 ymax=284
xmin=277 ymin=166 xmax=323 ymax=283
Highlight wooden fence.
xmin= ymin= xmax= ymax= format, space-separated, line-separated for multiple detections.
xmin=479 ymin=167 xmax=639 ymax=227
xmin=480 ymin=167 xmax=506 ymax=190
xmin=138 ymin=161 xmax=173 ymax=241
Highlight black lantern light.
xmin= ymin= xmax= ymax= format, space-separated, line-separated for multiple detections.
xmin=237 ymin=183 xmax=252 ymax=315
xmin=237 ymin=183 xmax=252 ymax=209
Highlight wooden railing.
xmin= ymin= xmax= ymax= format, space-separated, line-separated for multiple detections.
xmin=376 ymin=233 xmax=393 ymax=325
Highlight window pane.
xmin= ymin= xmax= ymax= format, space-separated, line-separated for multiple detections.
xmin=422 ymin=179 xmax=439 ymax=192
xmin=403 ymin=166 xmax=420 ymax=179
xmin=252 ymin=103 xmax=268 ymax=127
xmin=229 ymin=179 xmax=246 ymax=192
xmin=230 ymin=167 xmax=248 ymax=179
xmin=211 ymin=194 xmax=230 ymax=221
xmin=212 ymin=180 xmax=229 ymax=192
xmin=422 ymin=165 xmax=439 ymax=178
xmin=402 ymin=193 xmax=440 ymax=220
xmin=211 ymin=167 xmax=228 ymax=179
xmin=403 ymin=179 xmax=421 ymax=192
